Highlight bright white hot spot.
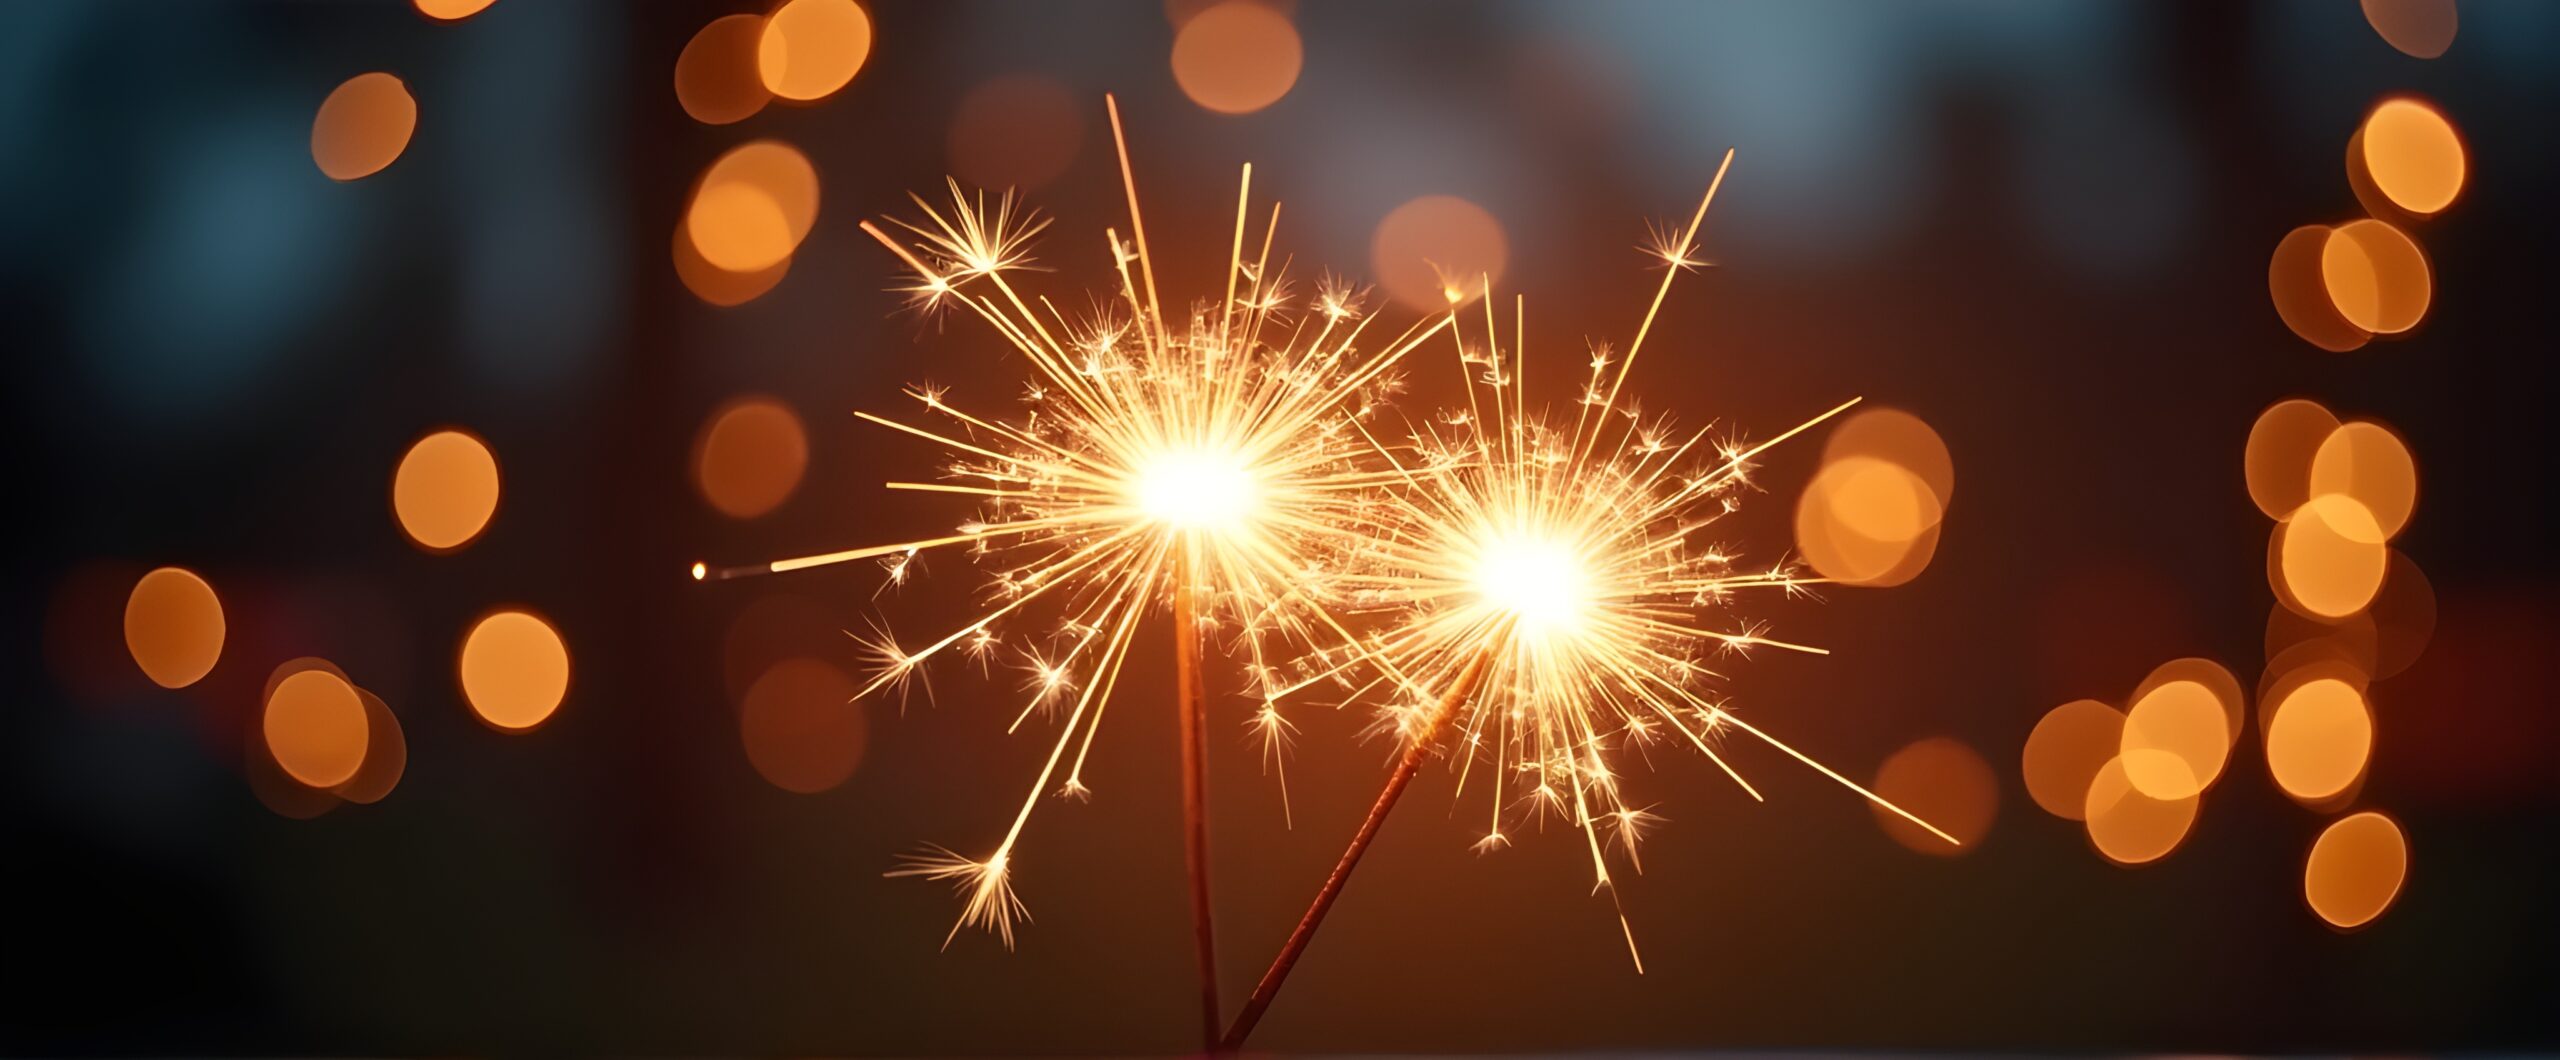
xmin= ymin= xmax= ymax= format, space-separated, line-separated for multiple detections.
xmin=1134 ymin=447 xmax=1261 ymax=532
xmin=1472 ymin=534 xmax=1594 ymax=637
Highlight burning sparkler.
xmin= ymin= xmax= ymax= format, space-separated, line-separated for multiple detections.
xmin=692 ymin=98 xmax=1451 ymax=1044
xmin=1221 ymin=151 xmax=1957 ymax=1048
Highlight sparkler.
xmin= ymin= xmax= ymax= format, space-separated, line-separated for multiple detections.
xmin=693 ymin=98 xmax=1450 ymax=1046
xmin=1220 ymin=151 xmax=1957 ymax=1048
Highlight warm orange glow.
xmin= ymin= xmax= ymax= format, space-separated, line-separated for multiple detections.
xmin=459 ymin=610 xmax=569 ymax=732
xmin=336 ymin=688 xmax=408 ymax=804
xmin=757 ymin=0 xmax=872 ymax=102
xmin=2357 ymin=99 xmax=2465 ymax=215
xmin=2083 ymin=756 xmax=2199 ymax=865
xmin=264 ymin=667 xmax=370 ymax=789
xmin=2322 ymin=219 xmax=2431 ymax=335
xmin=675 ymin=14 xmax=772 ymax=126
xmin=949 ymin=74 xmax=1085 ymax=193
xmin=1869 ymin=737 xmax=1996 ymax=855
xmin=686 ymin=141 xmax=820 ymax=274
xmin=392 ymin=429 xmax=500 ymax=552
xmin=2268 ymin=226 xmax=2370 ymax=353
xmin=694 ymin=396 xmax=810 ymax=519
xmin=2309 ymin=420 xmax=2417 ymax=540
xmin=415 ymin=0 xmax=498 ymax=19
xmin=671 ymin=221 xmax=791 ymax=307
xmin=2360 ymin=0 xmax=2457 ymax=59
xmin=2023 ymin=698 xmax=2123 ymax=821
xmin=1795 ymin=456 xmax=1941 ymax=588
xmin=739 ymin=657 xmax=868 ymax=794
xmin=1824 ymin=408 xmax=1954 ymax=508
xmin=2119 ymin=678 xmax=2230 ymax=800
xmin=123 ymin=567 xmax=224 ymax=689
xmin=2305 ymin=810 xmax=2408 ymax=928
xmin=2278 ymin=495 xmax=2389 ymax=618
xmin=1170 ymin=2 xmax=1303 ymax=115
xmin=2265 ymin=677 xmax=2372 ymax=802
xmin=311 ymin=73 xmax=417 ymax=182
xmin=2244 ymin=398 xmax=2341 ymax=520
xmin=1370 ymin=194 xmax=1508 ymax=311
xmin=2257 ymin=649 xmax=2370 ymax=735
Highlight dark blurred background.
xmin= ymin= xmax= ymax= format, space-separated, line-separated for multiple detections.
xmin=6 ymin=0 xmax=2558 ymax=1054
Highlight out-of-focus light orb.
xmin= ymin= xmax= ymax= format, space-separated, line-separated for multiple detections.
xmin=2278 ymin=495 xmax=2388 ymax=618
xmin=949 ymin=74 xmax=1085 ymax=193
xmin=758 ymin=0 xmax=872 ymax=102
xmin=1823 ymin=408 xmax=1954 ymax=508
xmin=459 ymin=610 xmax=569 ymax=732
xmin=2133 ymin=657 xmax=2247 ymax=740
xmin=265 ymin=667 xmax=370 ymax=789
xmin=671 ymin=222 xmax=791 ymax=307
xmin=415 ymin=0 xmax=498 ymax=20
xmin=2083 ymin=757 xmax=2198 ymax=865
xmin=2309 ymin=420 xmax=2417 ymax=540
xmin=2321 ymin=219 xmax=2431 ymax=335
xmin=2265 ymin=677 xmax=2373 ymax=802
xmin=1869 ymin=737 xmax=1996 ymax=855
xmin=393 ymin=429 xmax=500 ymax=552
xmin=2023 ymin=698 xmax=2123 ymax=821
xmin=694 ymin=396 xmax=809 ymax=519
xmin=740 ymin=657 xmax=867 ymax=794
xmin=2245 ymin=398 xmax=2341 ymax=519
xmin=687 ymin=141 xmax=820 ymax=275
xmin=2357 ymin=99 xmax=2465 ymax=215
xmin=2119 ymin=679 xmax=2230 ymax=800
xmin=2361 ymin=0 xmax=2457 ymax=59
xmin=1794 ymin=456 xmax=1941 ymax=588
xmin=123 ymin=567 xmax=224 ymax=689
xmin=1170 ymin=1 xmax=1303 ymax=115
xmin=2305 ymin=810 xmax=2408 ymax=928
xmin=311 ymin=73 xmax=417 ymax=182
xmin=336 ymin=688 xmax=407 ymax=804
xmin=1371 ymin=194 xmax=1508 ymax=311
xmin=675 ymin=14 xmax=773 ymax=126
xmin=2268 ymin=226 xmax=2371 ymax=353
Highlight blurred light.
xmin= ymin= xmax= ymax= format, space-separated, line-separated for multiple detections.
xmin=2082 ymin=756 xmax=2197 ymax=865
xmin=2023 ymin=698 xmax=2123 ymax=821
xmin=694 ymin=396 xmax=809 ymax=519
xmin=1794 ymin=456 xmax=1941 ymax=588
xmin=1371 ymin=194 xmax=1507 ymax=311
xmin=722 ymin=593 xmax=849 ymax=703
xmin=459 ymin=609 xmax=569 ymax=732
xmin=1170 ymin=2 xmax=1303 ymax=115
xmin=415 ymin=0 xmax=500 ymax=20
xmin=739 ymin=657 xmax=867 ymax=793
xmin=2305 ymin=811 xmax=2408 ymax=928
xmin=264 ymin=666 xmax=369 ymax=789
xmin=949 ymin=74 xmax=1085 ymax=193
xmin=2368 ymin=550 xmax=2436 ymax=679
xmin=1869 ymin=737 xmax=1996 ymax=855
xmin=2265 ymin=677 xmax=2372 ymax=803
xmin=2244 ymin=398 xmax=2341 ymax=520
xmin=1823 ymin=408 xmax=1954 ymax=506
xmin=310 ymin=73 xmax=416 ymax=182
xmin=2267 ymin=226 xmax=2370 ymax=352
xmin=393 ymin=429 xmax=501 ymax=552
xmin=2131 ymin=657 xmax=2246 ymax=740
xmin=687 ymin=140 xmax=819 ymax=274
xmin=2119 ymin=678 xmax=2230 ymax=800
xmin=2354 ymin=99 xmax=2465 ymax=215
xmin=2257 ymin=646 xmax=2370 ymax=736
xmin=335 ymin=688 xmax=407 ymax=805
xmin=758 ymin=0 xmax=872 ymax=102
xmin=675 ymin=14 xmax=773 ymax=126
xmin=2277 ymin=495 xmax=2388 ymax=618
xmin=123 ymin=567 xmax=224 ymax=689
xmin=2309 ymin=420 xmax=2417 ymax=540
xmin=2361 ymin=0 xmax=2457 ymax=59
xmin=671 ymin=221 xmax=791 ymax=307
xmin=2321 ymin=219 xmax=2431 ymax=335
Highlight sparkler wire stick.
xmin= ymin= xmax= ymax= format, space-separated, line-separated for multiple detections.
xmin=1220 ymin=644 xmax=1497 ymax=1051
xmin=1172 ymin=545 xmax=1222 ymax=1048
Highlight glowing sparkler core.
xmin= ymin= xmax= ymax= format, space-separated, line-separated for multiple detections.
xmin=1468 ymin=531 xmax=1594 ymax=639
xmin=1133 ymin=446 xmax=1263 ymax=533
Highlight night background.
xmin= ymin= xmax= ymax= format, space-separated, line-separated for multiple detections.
xmin=5 ymin=0 xmax=2557 ymax=1055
